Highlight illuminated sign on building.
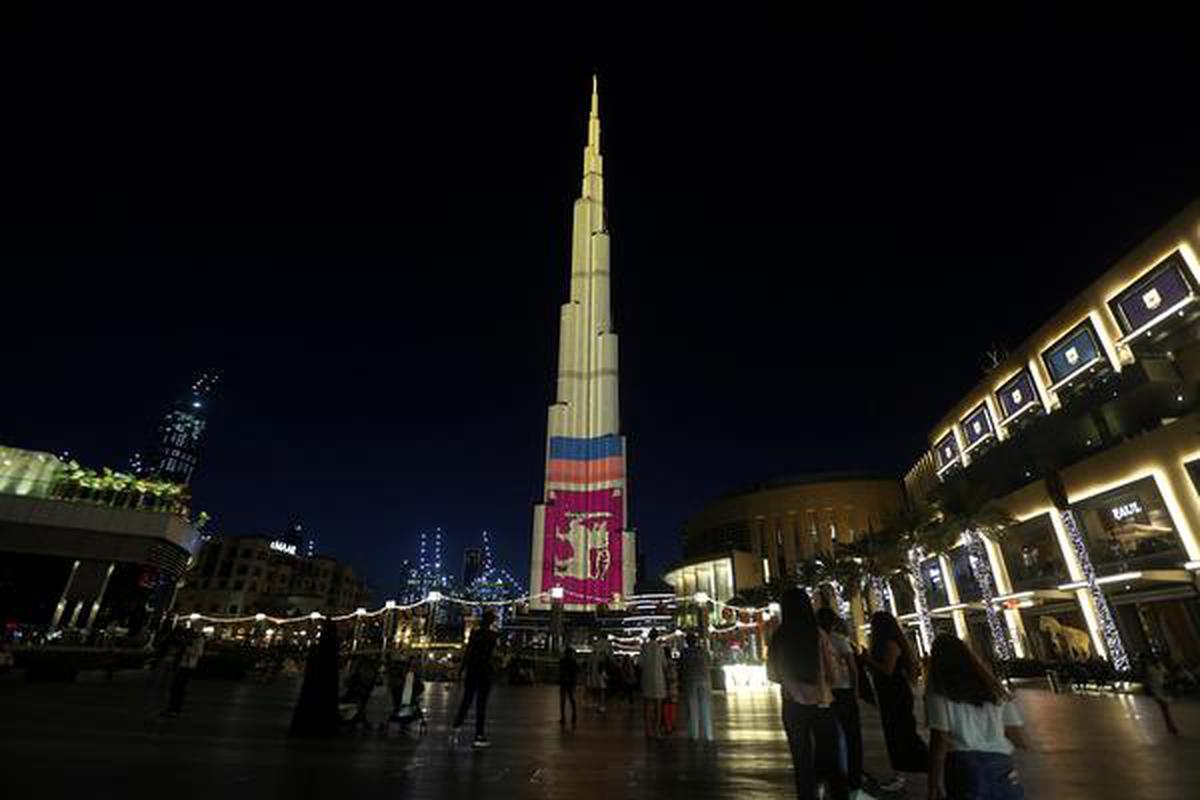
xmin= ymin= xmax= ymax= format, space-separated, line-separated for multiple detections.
xmin=1042 ymin=323 xmax=1104 ymax=385
xmin=935 ymin=432 xmax=960 ymax=474
xmin=1110 ymin=500 xmax=1144 ymax=522
xmin=270 ymin=540 xmax=298 ymax=556
xmin=996 ymin=369 xmax=1040 ymax=422
xmin=960 ymin=404 xmax=993 ymax=450
xmin=1109 ymin=251 xmax=1196 ymax=335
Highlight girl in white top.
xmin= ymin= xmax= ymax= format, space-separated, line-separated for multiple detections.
xmin=925 ymin=634 xmax=1027 ymax=800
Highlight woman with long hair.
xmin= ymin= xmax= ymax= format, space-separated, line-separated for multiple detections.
xmin=861 ymin=611 xmax=928 ymax=792
xmin=768 ymin=588 xmax=849 ymax=800
xmin=817 ymin=607 xmax=876 ymax=800
xmin=926 ymin=634 xmax=1027 ymax=800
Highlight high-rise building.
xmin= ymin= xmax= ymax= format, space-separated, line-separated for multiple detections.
xmin=462 ymin=546 xmax=484 ymax=586
xmin=529 ymin=78 xmax=636 ymax=610
xmin=144 ymin=372 xmax=219 ymax=485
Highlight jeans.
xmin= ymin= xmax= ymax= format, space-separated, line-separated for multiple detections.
xmin=782 ymin=702 xmax=848 ymax=800
xmin=560 ymin=684 xmax=577 ymax=723
xmin=167 ymin=667 xmax=193 ymax=713
xmin=945 ymin=751 xmax=1024 ymax=800
xmin=831 ymin=688 xmax=864 ymax=790
xmin=453 ymin=676 xmax=492 ymax=738
xmin=685 ymin=682 xmax=714 ymax=740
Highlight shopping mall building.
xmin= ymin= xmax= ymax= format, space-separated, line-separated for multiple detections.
xmin=665 ymin=472 xmax=907 ymax=606
xmin=905 ymin=200 xmax=1200 ymax=667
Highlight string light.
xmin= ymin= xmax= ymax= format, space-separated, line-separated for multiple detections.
xmin=179 ymin=590 xmax=554 ymax=626
xmin=966 ymin=529 xmax=1013 ymax=662
xmin=908 ymin=548 xmax=934 ymax=653
xmin=1060 ymin=509 xmax=1130 ymax=671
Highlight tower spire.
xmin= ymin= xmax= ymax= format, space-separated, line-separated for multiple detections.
xmin=582 ymin=75 xmax=603 ymax=200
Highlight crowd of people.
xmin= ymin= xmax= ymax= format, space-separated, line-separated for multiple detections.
xmin=768 ymin=588 xmax=1030 ymax=800
xmin=142 ymin=594 xmax=1194 ymax=799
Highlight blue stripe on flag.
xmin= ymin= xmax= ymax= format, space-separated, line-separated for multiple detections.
xmin=548 ymin=435 xmax=624 ymax=460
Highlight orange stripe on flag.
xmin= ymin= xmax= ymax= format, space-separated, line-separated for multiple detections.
xmin=547 ymin=456 xmax=624 ymax=484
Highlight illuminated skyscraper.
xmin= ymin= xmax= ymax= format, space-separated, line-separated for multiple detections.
xmin=463 ymin=546 xmax=484 ymax=586
xmin=530 ymin=78 xmax=636 ymax=610
xmin=144 ymin=371 xmax=218 ymax=485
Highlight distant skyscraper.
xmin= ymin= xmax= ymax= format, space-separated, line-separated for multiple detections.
xmin=529 ymin=78 xmax=636 ymax=610
xmin=144 ymin=371 xmax=219 ymax=485
xmin=463 ymin=546 xmax=484 ymax=586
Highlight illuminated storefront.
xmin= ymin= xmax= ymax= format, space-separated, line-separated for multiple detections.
xmin=905 ymin=200 xmax=1200 ymax=668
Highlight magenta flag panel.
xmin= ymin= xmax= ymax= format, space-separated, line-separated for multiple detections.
xmin=541 ymin=488 xmax=624 ymax=603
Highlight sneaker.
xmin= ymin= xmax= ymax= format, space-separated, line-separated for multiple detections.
xmin=472 ymin=737 xmax=491 ymax=749
xmin=880 ymin=776 xmax=905 ymax=792
xmin=852 ymin=790 xmax=879 ymax=800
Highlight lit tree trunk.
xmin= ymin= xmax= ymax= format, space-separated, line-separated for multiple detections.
xmin=1060 ymin=509 xmax=1130 ymax=671
xmin=908 ymin=548 xmax=934 ymax=653
xmin=966 ymin=529 xmax=1012 ymax=662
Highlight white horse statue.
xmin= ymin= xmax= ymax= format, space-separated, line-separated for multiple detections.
xmin=1039 ymin=616 xmax=1092 ymax=661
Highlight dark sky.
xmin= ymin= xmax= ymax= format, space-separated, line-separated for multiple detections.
xmin=4 ymin=36 xmax=1200 ymax=596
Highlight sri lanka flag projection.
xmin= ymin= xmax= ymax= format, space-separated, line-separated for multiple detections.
xmin=540 ymin=436 xmax=626 ymax=604
xmin=529 ymin=79 xmax=636 ymax=610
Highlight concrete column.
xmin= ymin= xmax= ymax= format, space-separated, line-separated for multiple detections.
xmin=1156 ymin=465 xmax=1200 ymax=561
xmin=50 ymin=560 xmax=81 ymax=630
xmin=83 ymin=562 xmax=116 ymax=633
xmin=67 ymin=599 xmax=84 ymax=628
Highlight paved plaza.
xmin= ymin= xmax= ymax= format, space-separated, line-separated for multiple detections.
xmin=1 ymin=670 xmax=1197 ymax=799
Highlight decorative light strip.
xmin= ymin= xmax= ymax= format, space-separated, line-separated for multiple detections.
xmin=936 ymin=456 xmax=962 ymax=476
xmin=962 ymin=431 xmax=996 ymax=455
xmin=992 ymin=590 xmax=1038 ymax=603
xmin=1045 ymin=355 xmax=1105 ymax=394
xmin=929 ymin=602 xmax=972 ymax=613
xmin=999 ymin=400 xmax=1041 ymax=427
xmin=1057 ymin=571 xmax=1145 ymax=591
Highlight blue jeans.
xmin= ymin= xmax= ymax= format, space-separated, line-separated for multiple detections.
xmin=685 ymin=682 xmax=713 ymax=740
xmin=945 ymin=751 xmax=1024 ymax=800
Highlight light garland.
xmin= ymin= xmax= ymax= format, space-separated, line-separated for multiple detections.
xmin=966 ymin=529 xmax=1013 ymax=662
xmin=1060 ymin=509 xmax=1130 ymax=672
xmin=180 ymin=590 xmax=553 ymax=626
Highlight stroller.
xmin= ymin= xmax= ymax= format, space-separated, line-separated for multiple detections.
xmin=338 ymin=656 xmax=379 ymax=732
xmin=378 ymin=652 xmax=427 ymax=736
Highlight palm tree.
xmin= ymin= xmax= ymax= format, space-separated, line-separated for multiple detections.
xmin=927 ymin=481 xmax=1017 ymax=661
xmin=865 ymin=506 xmax=942 ymax=651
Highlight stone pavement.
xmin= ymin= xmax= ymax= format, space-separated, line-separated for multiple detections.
xmin=0 ymin=670 xmax=1197 ymax=799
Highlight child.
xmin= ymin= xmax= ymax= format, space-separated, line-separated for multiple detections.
xmin=559 ymin=646 xmax=579 ymax=727
xmin=925 ymin=634 xmax=1027 ymax=800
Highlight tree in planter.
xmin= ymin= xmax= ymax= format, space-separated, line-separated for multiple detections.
xmin=927 ymin=480 xmax=1017 ymax=663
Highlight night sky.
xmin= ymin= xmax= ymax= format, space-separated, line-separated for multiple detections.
xmin=5 ymin=38 xmax=1200 ymax=597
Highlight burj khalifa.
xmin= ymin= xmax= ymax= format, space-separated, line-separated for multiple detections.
xmin=529 ymin=78 xmax=636 ymax=610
